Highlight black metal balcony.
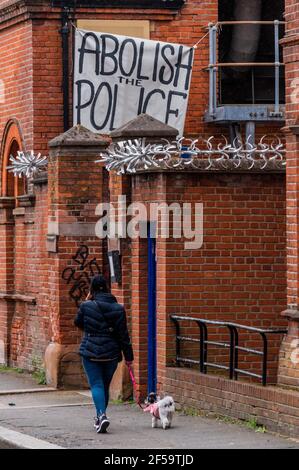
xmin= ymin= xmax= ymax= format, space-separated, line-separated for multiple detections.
xmin=204 ymin=21 xmax=285 ymax=125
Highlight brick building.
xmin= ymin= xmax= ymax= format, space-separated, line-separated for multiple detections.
xmin=0 ymin=0 xmax=299 ymax=436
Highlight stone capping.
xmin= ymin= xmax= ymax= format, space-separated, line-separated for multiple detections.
xmin=17 ymin=193 xmax=36 ymax=208
xmin=280 ymin=33 xmax=299 ymax=48
xmin=48 ymin=125 xmax=111 ymax=149
xmin=33 ymin=171 xmax=48 ymax=185
xmin=0 ymin=292 xmax=36 ymax=305
xmin=110 ymin=113 xmax=179 ymax=140
xmin=281 ymin=305 xmax=299 ymax=321
xmin=289 ymin=125 xmax=299 ymax=136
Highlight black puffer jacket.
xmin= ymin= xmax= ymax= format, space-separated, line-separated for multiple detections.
xmin=74 ymin=293 xmax=134 ymax=362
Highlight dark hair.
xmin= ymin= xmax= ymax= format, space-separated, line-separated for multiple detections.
xmin=90 ymin=275 xmax=108 ymax=297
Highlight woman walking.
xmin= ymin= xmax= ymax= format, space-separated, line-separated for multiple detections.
xmin=74 ymin=275 xmax=134 ymax=433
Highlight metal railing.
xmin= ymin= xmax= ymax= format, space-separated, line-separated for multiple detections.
xmin=170 ymin=315 xmax=287 ymax=386
xmin=208 ymin=20 xmax=285 ymax=117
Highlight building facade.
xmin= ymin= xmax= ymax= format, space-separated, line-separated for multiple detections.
xmin=0 ymin=0 xmax=299 ymax=435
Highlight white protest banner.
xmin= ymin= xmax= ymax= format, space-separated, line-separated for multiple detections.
xmin=73 ymin=29 xmax=194 ymax=135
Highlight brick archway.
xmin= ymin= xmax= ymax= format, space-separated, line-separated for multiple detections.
xmin=0 ymin=120 xmax=26 ymax=366
xmin=0 ymin=119 xmax=25 ymax=197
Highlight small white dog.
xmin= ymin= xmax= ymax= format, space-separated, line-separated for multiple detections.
xmin=144 ymin=392 xmax=175 ymax=430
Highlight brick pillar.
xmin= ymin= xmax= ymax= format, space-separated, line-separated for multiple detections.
xmin=278 ymin=1 xmax=299 ymax=387
xmin=107 ymin=171 xmax=133 ymax=400
xmin=108 ymin=114 xmax=179 ymax=399
xmin=44 ymin=125 xmax=110 ymax=388
xmin=0 ymin=198 xmax=15 ymax=364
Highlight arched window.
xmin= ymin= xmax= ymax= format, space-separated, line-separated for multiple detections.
xmin=1 ymin=120 xmax=26 ymax=199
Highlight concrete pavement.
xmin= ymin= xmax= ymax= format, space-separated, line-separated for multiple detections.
xmin=0 ymin=388 xmax=298 ymax=449
xmin=0 ymin=368 xmax=54 ymax=394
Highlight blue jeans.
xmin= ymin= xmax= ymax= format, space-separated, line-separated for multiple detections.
xmin=82 ymin=357 xmax=118 ymax=416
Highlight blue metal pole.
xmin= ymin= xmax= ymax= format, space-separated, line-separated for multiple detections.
xmin=147 ymin=224 xmax=157 ymax=394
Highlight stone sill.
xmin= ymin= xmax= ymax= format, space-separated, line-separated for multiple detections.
xmin=13 ymin=207 xmax=25 ymax=217
xmin=0 ymin=197 xmax=15 ymax=209
xmin=0 ymin=292 xmax=36 ymax=305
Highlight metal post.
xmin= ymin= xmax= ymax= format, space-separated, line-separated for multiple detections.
xmin=61 ymin=6 xmax=70 ymax=132
xmin=234 ymin=329 xmax=239 ymax=381
xmin=261 ymin=333 xmax=268 ymax=386
xmin=172 ymin=318 xmax=181 ymax=366
xmin=245 ymin=121 xmax=256 ymax=147
xmin=147 ymin=223 xmax=157 ymax=394
xmin=228 ymin=326 xmax=235 ymax=380
xmin=274 ymin=20 xmax=280 ymax=116
xmin=229 ymin=123 xmax=241 ymax=148
xmin=196 ymin=321 xmax=205 ymax=373
xmin=251 ymin=68 xmax=255 ymax=105
xmin=209 ymin=24 xmax=215 ymax=116
xmin=212 ymin=26 xmax=218 ymax=113
xmin=202 ymin=323 xmax=208 ymax=373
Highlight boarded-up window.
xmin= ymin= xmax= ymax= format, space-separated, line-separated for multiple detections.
xmin=76 ymin=20 xmax=150 ymax=39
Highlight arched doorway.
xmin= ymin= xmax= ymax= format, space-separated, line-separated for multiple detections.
xmin=0 ymin=119 xmax=25 ymax=366
xmin=1 ymin=119 xmax=25 ymax=199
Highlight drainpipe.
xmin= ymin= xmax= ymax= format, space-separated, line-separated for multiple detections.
xmin=61 ymin=6 xmax=70 ymax=132
xmin=228 ymin=0 xmax=262 ymax=75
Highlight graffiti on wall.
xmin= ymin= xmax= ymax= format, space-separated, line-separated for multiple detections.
xmin=62 ymin=245 xmax=101 ymax=306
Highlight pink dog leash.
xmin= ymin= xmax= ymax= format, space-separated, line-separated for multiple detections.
xmin=127 ymin=364 xmax=145 ymax=410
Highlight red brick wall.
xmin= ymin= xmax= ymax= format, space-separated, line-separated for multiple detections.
xmin=2 ymin=132 xmax=110 ymax=372
xmin=10 ymin=184 xmax=51 ymax=370
xmin=32 ymin=19 xmax=64 ymax=153
xmin=41 ymin=135 xmax=110 ymax=386
xmin=129 ymin=171 xmax=287 ymax=392
xmin=0 ymin=182 xmax=51 ymax=370
xmin=0 ymin=19 xmax=33 ymax=158
xmin=277 ymin=0 xmax=299 ymax=387
xmin=0 ymin=0 xmax=289 ymax=384
xmin=0 ymin=199 xmax=15 ymax=364
xmin=281 ymin=1 xmax=298 ymax=309
xmin=47 ymin=139 xmax=109 ymax=345
xmin=165 ymin=367 xmax=299 ymax=438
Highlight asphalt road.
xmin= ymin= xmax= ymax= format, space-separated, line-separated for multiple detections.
xmin=0 ymin=390 xmax=298 ymax=449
